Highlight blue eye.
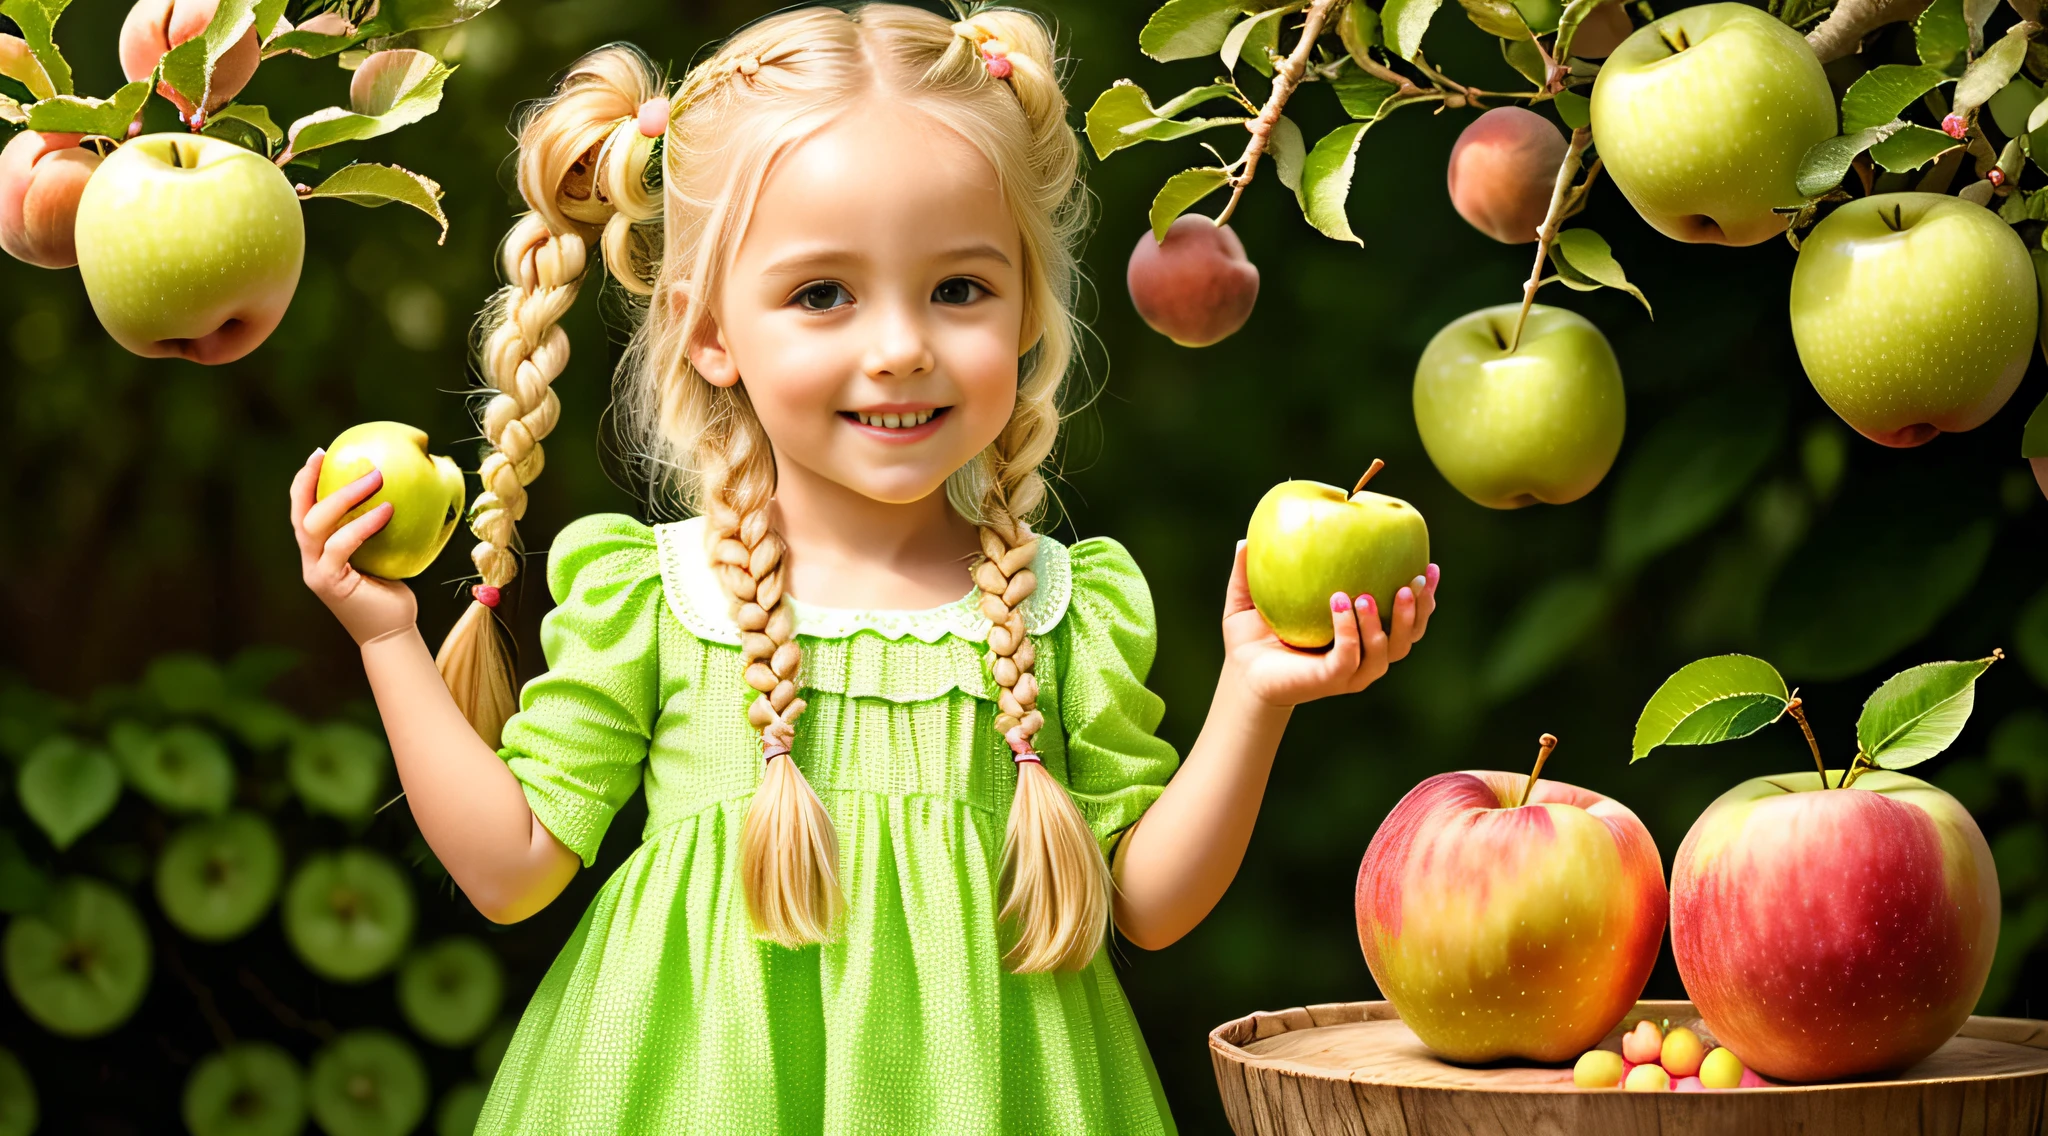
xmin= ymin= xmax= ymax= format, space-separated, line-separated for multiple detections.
xmin=934 ymin=278 xmax=984 ymax=305
xmin=798 ymin=283 xmax=850 ymax=311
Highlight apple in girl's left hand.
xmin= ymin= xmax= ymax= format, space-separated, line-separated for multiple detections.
xmin=1245 ymin=461 xmax=1429 ymax=649
xmin=1356 ymin=737 xmax=1667 ymax=1063
xmin=315 ymin=422 xmax=466 ymax=580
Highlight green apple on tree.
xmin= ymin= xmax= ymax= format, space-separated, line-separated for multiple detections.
xmin=289 ymin=721 xmax=393 ymax=820
xmin=398 ymin=936 xmax=505 ymax=1047
xmin=181 ymin=1042 xmax=306 ymax=1136
xmin=308 ymin=1030 xmax=428 ymax=1136
xmin=1413 ymin=303 xmax=1624 ymax=509
xmin=283 ymin=848 xmax=415 ymax=983
xmin=3 ymin=876 xmax=152 ymax=1038
xmin=73 ymin=133 xmax=304 ymax=365
xmin=315 ymin=422 xmax=467 ymax=580
xmin=1791 ymin=194 xmax=2036 ymax=447
xmin=155 ymin=811 xmax=284 ymax=942
xmin=1589 ymin=3 xmax=1836 ymax=246
xmin=1246 ymin=462 xmax=1430 ymax=649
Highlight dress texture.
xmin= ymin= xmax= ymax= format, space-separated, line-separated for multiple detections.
xmin=474 ymin=512 xmax=1183 ymax=1135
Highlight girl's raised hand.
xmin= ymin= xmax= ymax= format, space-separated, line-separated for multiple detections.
xmin=290 ymin=449 xmax=420 ymax=647
xmin=1221 ymin=541 xmax=1438 ymax=708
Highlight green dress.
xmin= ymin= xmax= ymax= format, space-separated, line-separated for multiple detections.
xmin=475 ymin=512 xmax=1183 ymax=1135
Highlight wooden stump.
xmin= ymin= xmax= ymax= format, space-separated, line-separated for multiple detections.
xmin=1209 ymin=999 xmax=2048 ymax=1135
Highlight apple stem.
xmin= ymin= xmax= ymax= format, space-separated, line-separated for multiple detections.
xmin=1507 ymin=125 xmax=1594 ymax=353
xmin=1352 ymin=459 xmax=1386 ymax=495
xmin=1841 ymin=753 xmax=1874 ymax=789
xmin=1785 ymin=696 xmax=1830 ymax=788
xmin=1517 ymin=733 xmax=1559 ymax=808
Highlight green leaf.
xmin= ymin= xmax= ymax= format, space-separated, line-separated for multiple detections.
xmin=1797 ymin=122 xmax=1909 ymax=198
xmin=1457 ymin=0 xmax=1534 ymax=39
xmin=161 ymin=0 xmax=258 ymax=121
xmin=1299 ymin=121 xmax=1369 ymax=243
xmin=1221 ymin=7 xmax=1285 ymax=74
xmin=302 ymin=162 xmax=449 ymax=244
xmin=1083 ymin=81 xmax=1247 ymax=161
xmin=22 ymin=79 xmax=149 ymax=138
xmin=1955 ymin=27 xmax=2029 ymax=114
xmin=205 ymin=103 xmax=283 ymax=147
xmin=1917 ymin=0 xmax=1967 ymax=72
xmin=1331 ymin=64 xmax=1401 ymax=119
xmin=1841 ymin=64 xmax=1951 ymax=134
xmin=1480 ymin=574 xmax=1608 ymax=702
xmin=1549 ymin=228 xmax=1652 ymax=315
xmin=1383 ymin=0 xmax=1445 ymax=59
xmin=144 ymin=653 xmax=227 ymax=716
xmin=0 ymin=95 xmax=25 ymax=125
xmin=18 ymin=737 xmax=119 ymax=851
xmin=1870 ymin=123 xmax=1962 ymax=173
xmin=1553 ymin=88 xmax=1590 ymax=129
xmin=251 ymin=0 xmax=288 ymax=39
xmin=215 ymin=696 xmax=304 ymax=751
xmin=1148 ymin=168 xmax=1230 ymax=241
xmin=109 ymin=722 xmax=234 ymax=816
xmin=1503 ymin=36 xmax=1546 ymax=85
xmin=1603 ymin=389 xmax=1786 ymax=574
xmin=1856 ymin=654 xmax=2001 ymax=770
xmin=1989 ymin=74 xmax=2042 ymax=138
xmin=1556 ymin=0 xmax=1615 ymax=59
xmin=281 ymin=52 xmax=453 ymax=161
xmin=1139 ymin=0 xmax=1244 ymax=61
xmin=359 ymin=0 xmax=499 ymax=35
xmin=2022 ymin=389 xmax=2048 ymax=459
xmin=1632 ymin=655 xmax=1790 ymax=761
xmin=1270 ymin=114 xmax=1305 ymax=193
xmin=0 ymin=0 xmax=73 ymax=96
xmin=261 ymin=27 xmax=367 ymax=59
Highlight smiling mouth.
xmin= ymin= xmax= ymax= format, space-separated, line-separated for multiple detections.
xmin=841 ymin=407 xmax=950 ymax=430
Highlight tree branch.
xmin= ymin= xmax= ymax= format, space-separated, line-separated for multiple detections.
xmin=1508 ymin=124 xmax=1592 ymax=352
xmin=1216 ymin=0 xmax=1351 ymax=226
xmin=1805 ymin=0 xmax=1932 ymax=62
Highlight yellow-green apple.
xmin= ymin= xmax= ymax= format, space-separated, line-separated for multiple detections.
xmin=1447 ymin=108 xmax=1566 ymax=244
xmin=1246 ymin=463 xmax=1429 ymax=648
xmin=119 ymin=0 xmax=261 ymax=120
xmin=0 ymin=130 xmax=100 ymax=269
xmin=1127 ymin=215 xmax=1259 ymax=347
xmin=1791 ymin=193 xmax=2036 ymax=447
xmin=316 ymin=422 xmax=466 ymax=580
xmin=1356 ymin=757 xmax=1667 ymax=1063
xmin=1412 ymin=303 xmax=1624 ymax=509
xmin=1672 ymin=770 xmax=1999 ymax=1082
xmin=74 ymin=133 xmax=303 ymax=365
xmin=1589 ymin=3 xmax=1835 ymax=245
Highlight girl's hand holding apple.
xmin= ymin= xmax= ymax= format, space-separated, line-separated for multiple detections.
xmin=290 ymin=449 xmax=419 ymax=647
xmin=1223 ymin=540 xmax=1439 ymax=709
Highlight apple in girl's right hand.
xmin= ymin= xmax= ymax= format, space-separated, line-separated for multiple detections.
xmin=315 ymin=423 xmax=466 ymax=580
xmin=1245 ymin=462 xmax=1429 ymax=648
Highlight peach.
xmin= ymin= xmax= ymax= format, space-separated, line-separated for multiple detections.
xmin=1446 ymin=107 xmax=1567 ymax=244
xmin=0 ymin=131 xmax=101 ymax=268
xmin=119 ymin=0 xmax=261 ymax=120
xmin=1126 ymin=215 xmax=1259 ymax=347
xmin=1621 ymin=1018 xmax=1663 ymax=1064
xmin=1661 ymin=1026 xmax=1705 ymax=1077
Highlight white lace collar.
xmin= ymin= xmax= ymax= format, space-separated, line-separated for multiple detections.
xmin=652 ymin=516 xmax=1072 ymax=645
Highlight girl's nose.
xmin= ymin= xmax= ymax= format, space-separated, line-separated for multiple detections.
xmin=862 ymin=299 xmax=936 ymax=380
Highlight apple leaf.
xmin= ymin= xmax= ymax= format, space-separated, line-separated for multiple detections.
xmin=1503 ymin=37 xmax=1546 ymax=86
xmin=1966 ymin=0 xmax=1998 ymax=52
xmin=1139 ymin=0 xmax=1243 ymax=61
xmin=1457 ymin=0 xmax=1534 ymax=40
xmin=110 ymin=722 xmax=234 ymax=816
xmin=1221 ymin=7 xmax=1284 ymax=75
xmin=144 ymin=653 xmax=227 ymax=715
xmin=1383 ymin=0 xmax=1445 ymax=60
xmin=1797 ymin=122 xmax=1909 ymax=197
xmin=302 ymin=162 xmax=450 ymax=243
xmin=1480 ymin=574 xmax=1607 ymax=702
xmin=1084 ymin=81 xmax=1248 ymax=161
xmin=1857 ymin=653 xmax=2002 ymax=770
xmin=23 ymin=79 xmax=149 ymax=138
xmin=251 ymin=0 xmax=288 ymax=39
xmin=1331 ymin=64 xmax=1402 ymax=119
xmin=1300 ymin=121 xmax=1370 ymax=244
xmin=1917 ymin=0 xmax=1968 ymax=72
xmin=1841 ymin=64 xmax=1951 ymax=133
xmin=1271 ymin=114 xmax=1305 ymax=193
xmin=1549 ymin=229 xmax=1652 ymax=315
xmin=201 ymin=103 xmax=283 ymax=153
xmin=161 ymin=0 xmax=258 ymax=123
xmin=0 ymin=29 xmax=58 ymax=99
xmin=1603 ymin=388 xmax=1786 ymax=574
xmin=0 ymin=94 xmax=25 ymax=125
xmin=1553 ymin=88 xmax=1590 ymax=129
xmin=18 ymin=735 xmax=120 ymax=851
xmin=280 ymin=54 xmax=454 ymax=162
xmin=1148 ymin=168 xmax=1229 ymax=241
xmin=1632 ymin=655 xmax=1791 ymax=762
xmin=1990 ymin=73 xmax=2042 ymax=137
xmin=1870 ymin=123 xmax=1961 ymax=172
xmin=2023 ymin=390 xmax=2048 ymax=458
xmin=1954 ymin=25 xmax=2030 ymax=114
xmin=262 ymin=26 xmax=368 ymax=59
xmin=0 ymin=0 xmax=72 ymax=96
xmin=1555 ymin=0 xmax=1615 ymax=59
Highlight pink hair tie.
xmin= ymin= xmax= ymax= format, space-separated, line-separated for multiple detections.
xmin=982 ymin=52 xmax=1013 ymax=80
xmin=762 ymin=741 xmax=791 ymax=763
xmin=472 ymin=585 xmax=501 ymax=608
xmin=1005 ymin=727 xmax=1041 ymax=765
xmin=636 ymin=96 xmax=669 ymax=138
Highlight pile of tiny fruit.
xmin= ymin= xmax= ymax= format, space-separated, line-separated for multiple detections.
xmin=1572 ymin=1019 xmax=1770 ymax=1091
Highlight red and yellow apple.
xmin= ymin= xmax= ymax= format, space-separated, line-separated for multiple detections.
xmin=1672 ymin=771 xmax=1999 ymax=1082
xmin=0 ymin=130 xmax=100 ymax=269
xmin=1126 ymin=215 xmax=1259 ymax=347
xmin=1356 ymin=769 xmax=1667 ymax=1063
xmin=1447 ymin=107 xmax=1567 ymax=244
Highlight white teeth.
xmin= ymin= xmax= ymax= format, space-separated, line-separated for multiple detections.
xmin=883 ymin=413 xmax=902 ymax=428
xmin=855 ymin=410 xmax=935 ymax=428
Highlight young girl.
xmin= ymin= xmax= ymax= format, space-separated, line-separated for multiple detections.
xmin=289 ymin=4 xmax=1438 ymax=1131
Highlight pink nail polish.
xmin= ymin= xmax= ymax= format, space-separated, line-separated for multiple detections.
xmin=1398 ymin=586 xmax=1413 ymax=604
xmin=1362 ymin=594 xmax=1377 ymax=617
xmin=1426 ymin=563 xmax=1440 ymax=588
xmin=1330 ymin=592 xmax=1352 ymax=613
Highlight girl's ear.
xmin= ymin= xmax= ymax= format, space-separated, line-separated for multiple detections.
xmin=688 ymin=313 xmax=741 ymax=389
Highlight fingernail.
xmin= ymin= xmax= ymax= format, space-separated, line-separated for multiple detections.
xmin=1399 ymin=586 xmax=1414 ymax=604
xmin=311 ymin=447 xmax=324 ymax=460
xmin=1362 ymin=594 xmax=1377 ymax=616
xmin=1330 ymin=591 xmax=1352 ymax=613
xmin=1426 ymin=563 xmax=1440 ymax=587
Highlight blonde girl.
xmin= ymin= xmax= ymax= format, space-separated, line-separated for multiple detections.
xmin=289 ymin=3 xmax=1439 ymax=1131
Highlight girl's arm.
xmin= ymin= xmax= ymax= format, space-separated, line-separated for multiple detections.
xmin=1110 ymin=542 xmax=1437 ymax=950
xmin=291 ymin=450 xmax=581 ymax=924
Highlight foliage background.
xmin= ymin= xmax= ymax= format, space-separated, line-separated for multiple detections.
xmin=5 ymin=0 xmax=2048 ymax=1131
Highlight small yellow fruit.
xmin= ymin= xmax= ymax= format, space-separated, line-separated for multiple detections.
xmin=1698 ymin=1045 xmax=1745 ymax=1089
xmin=1624 ymin=1062 xmax=1671 ymax=1091
xmin=1573 ymin=1049 xmax=1626 ymax=1088
xmin=1661 ymin=1026 xmax=1705 ymax=1078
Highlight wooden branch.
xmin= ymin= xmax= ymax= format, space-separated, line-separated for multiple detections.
xmin=1216 ymin=0 xmax=1350 ymax=226
xmin=1806 ymin=0 xmax=1934 ymax=62
xmin=1507 ymin=124 xmax=1592 ymax=352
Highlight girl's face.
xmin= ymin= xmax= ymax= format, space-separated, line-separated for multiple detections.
xmin=690 ymin=102 xmax=1033 ymax=507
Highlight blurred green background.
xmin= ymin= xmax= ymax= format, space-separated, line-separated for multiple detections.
xmin=7 ymin=0 xmax=2048 ymax=1131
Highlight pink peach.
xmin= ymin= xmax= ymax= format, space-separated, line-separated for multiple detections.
xmin=119 ymin=0 xmax=261 ymax=119
xmin=0 ymin=130 xmax=100 ymax=268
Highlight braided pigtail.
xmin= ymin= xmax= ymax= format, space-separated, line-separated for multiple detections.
xmin=436 ymin=44 xmax=668 ymax=746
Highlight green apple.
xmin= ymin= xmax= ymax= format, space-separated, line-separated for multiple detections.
xmin=182 ymin=1042 xmax=306 ymax=1136
xmin=1246 ymin=466 xmax=1430 ymax=649
xmin=0 ymin=1046 xmax=34 ymax=1136
xmin=398 ymin=936 xmax=504 ymax=1047
xmin=1791 ymin=193 xmax=2036 ymax=447
xmin=1589 ymin=3 xmax=1835 ymax=246
xmin=435 ymin=1082 xmax=488 ymax=1136
xmin=1413 ymin=303 xmax=1625 ymax=509
xmin=3 ymin=876 xmax=151 ymax=1038
xmin=288 ymin=721 xmax=392 ymax=820
xmin=74 ymin=133 xmax=303 ymax=365
xmin=308 ymin=1030 xmax=428 ymax=1136
xmin=315 ymin=422 xmax=467 ymax=580
xmin=156 ymin=811 xmax=283 ymax=942
xmin=283 ymin=848 xmax=415 ymax=983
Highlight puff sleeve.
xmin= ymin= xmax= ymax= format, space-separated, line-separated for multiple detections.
xmin=496 ymin=513 xmax=665 ymax=868
xmin=1052 ymin=537 xmax=1182 ymax=860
